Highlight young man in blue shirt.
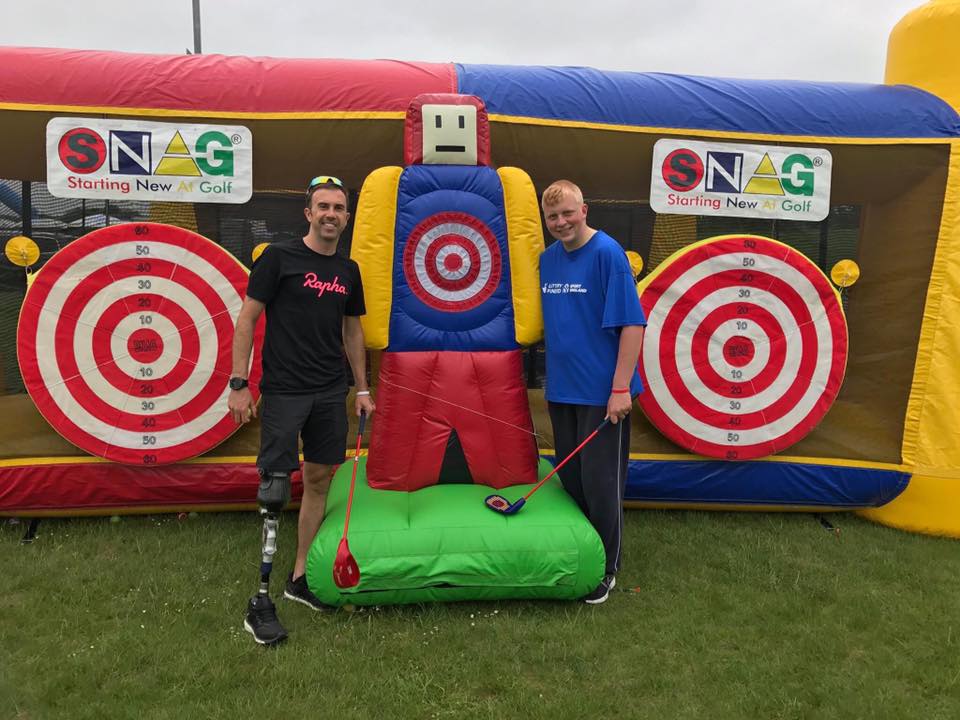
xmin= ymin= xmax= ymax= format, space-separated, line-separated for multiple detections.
xmin=539 ymin=180 xmax=646 ymax=604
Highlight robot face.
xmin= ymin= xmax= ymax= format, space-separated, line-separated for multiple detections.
xmin=421 ymin=104 xmax=478 ymax=165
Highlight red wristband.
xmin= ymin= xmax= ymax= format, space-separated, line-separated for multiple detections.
xmin=611 ymin=387 xmax=630 ymax=394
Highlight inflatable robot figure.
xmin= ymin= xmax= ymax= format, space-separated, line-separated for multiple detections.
xmin=352 ymin=94 xmax=545 ymax=491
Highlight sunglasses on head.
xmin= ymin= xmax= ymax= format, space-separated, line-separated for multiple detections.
xmin=305 ymin=175 xmax=345 ymax=194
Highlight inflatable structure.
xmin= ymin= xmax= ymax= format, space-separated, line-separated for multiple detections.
xmin=351 ymin=93 xmax=542 ymax=491
xmin=301 ymin=94 xmax=606 ymax=604
xmin=1 ymin=0 xmax=960 ymax=538
xmin=306 ymin=457 xmax=605 ymax=606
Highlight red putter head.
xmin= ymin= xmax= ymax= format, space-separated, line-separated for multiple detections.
xmin=333 ymin=537 xmax=360 ymax=588
xmin=332 ymin=409 xmax=367 ymax=589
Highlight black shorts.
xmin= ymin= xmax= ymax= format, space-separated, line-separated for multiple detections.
xmin=258 ymin=393 xmax=348 ymax=472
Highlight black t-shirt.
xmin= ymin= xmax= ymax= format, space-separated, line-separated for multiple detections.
xmin=246 ymin=238 xmax=365 ymax=397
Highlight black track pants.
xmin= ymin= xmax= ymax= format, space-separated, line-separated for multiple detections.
xmin=547 ymin=402 xmax=629 ymax=575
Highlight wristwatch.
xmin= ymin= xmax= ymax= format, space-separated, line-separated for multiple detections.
xmin=229 ymin=377 xmax=249 ymax=391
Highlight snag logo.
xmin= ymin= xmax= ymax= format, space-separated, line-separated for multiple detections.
xmin=55 ymin=127 xmax=237 ymax=177
xmin=46 ymin=117 xmax=252 ymax=204
xmin=651 ymin=139 xmax=832 ymax=222
xmin=662 ymin=149 xmax=818 ymax=196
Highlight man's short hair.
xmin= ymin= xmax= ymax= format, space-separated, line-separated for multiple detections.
xmin=541 ymin=180 xmax=584 ymax=207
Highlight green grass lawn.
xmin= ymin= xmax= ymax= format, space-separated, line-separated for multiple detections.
xmin=3 ymin=509 xmax=959 ymax=720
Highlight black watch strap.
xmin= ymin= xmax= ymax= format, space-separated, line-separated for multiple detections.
xmin=229 ymin=377 xmax=249 ymax=391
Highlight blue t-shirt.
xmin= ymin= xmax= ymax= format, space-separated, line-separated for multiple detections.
xmin=540 ymin=230 xmax=647 ymax=406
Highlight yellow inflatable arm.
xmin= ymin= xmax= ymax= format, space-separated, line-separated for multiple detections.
xmin=498 ymin=167 xmax=544 ymax=346
xmin=351 ymin=166 xmax=403 ymax=349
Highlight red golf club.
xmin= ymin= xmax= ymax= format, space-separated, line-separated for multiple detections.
xmin=485 ymin=417 xmax=611 ymax=515
xmin=333 ymin=410 xmax=366 ymax=589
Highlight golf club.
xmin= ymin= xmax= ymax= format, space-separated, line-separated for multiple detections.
xmin=485 ymin=417 xmax=612 ymax=515
xmin=333 ymin=410 xmax=366 ymax=589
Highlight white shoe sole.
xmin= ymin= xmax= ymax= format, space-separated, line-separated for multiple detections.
xmin=243 ymin=618 xmax=286 ymax=646
xmin=584 ymin=575 xmax=616 ymax=605
xmin=283 ymin=589 xmax=328 ymax=611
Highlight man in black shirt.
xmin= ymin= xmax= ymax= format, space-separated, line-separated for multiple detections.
xmin=229 ymin=176 xmax=376 ymax=645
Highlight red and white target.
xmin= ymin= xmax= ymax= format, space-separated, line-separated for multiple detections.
xmin=17 ymin=223 xmax=262 ymax=465
xmin=402 ymin=211 xmax=502 ymax=311
xmin=637 ymin=235 xmax=847 ymax=460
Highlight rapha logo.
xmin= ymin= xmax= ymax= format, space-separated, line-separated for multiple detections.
xmin=303 ymin=272 xmax=347 ymax=298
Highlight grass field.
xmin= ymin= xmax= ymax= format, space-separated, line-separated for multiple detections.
xmin=3 ymin=509 xmax=959 ymax=720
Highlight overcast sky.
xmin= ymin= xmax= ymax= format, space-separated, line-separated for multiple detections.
xmin=1 ymin=1 xmax=922 ymax=83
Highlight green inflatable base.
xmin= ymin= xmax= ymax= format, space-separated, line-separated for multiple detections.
xmin=305 ymin=457 xmax=605 ymax=606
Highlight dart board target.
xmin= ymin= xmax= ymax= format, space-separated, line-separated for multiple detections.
xmin=17 ymin=222 xmax=262 ymax=465
xmin=402 ymin=211 xmax=502 ymax=311
xmin=637 ymin=234 xmax=848 ymax=461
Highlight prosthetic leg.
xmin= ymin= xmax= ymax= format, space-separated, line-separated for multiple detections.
xmin=243 ymin=470 xmax=291 ymax=646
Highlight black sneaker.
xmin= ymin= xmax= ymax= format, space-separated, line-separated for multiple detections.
xmin=284 ymin=573 xmax=333 ymax=611
xmin=243 ymin=594 xmax=288 ymax=646
xmin=582 ymin=574 xmax=616 ymax=605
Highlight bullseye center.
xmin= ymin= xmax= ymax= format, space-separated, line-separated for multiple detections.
xmin=443 ymin=253 xmax=463 ymax=272
xmin=127 ymin=328 xmax=164 ymax=363
xmin=723 ymin=335 xmax=755 ymax=367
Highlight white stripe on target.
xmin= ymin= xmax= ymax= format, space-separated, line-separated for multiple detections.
xmin=17 ymin=223 xmax=263 ymax=465
xmin=434 ymin=244 xmax=473 ymax=282
xmin=69 ymin=276 xmax=217 ymax=410
xmin=706 ymin=319 xmax=771 ymax=384
xmin=108 ymin=313 xmax=181 ymax=380
xmin=637 ymin=235 xmax=847 ymax=460
xmin=403 ymin=211 xmax=502 ymax=311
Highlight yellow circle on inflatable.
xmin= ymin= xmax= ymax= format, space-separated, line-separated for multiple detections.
xmin=626 ymin=250 xmax=644 ymax=277
xmin=830 ymin=259 xmax=861 ymax=288
xmin=5 ymin=235 xmax=40 ymax=267
xmin=252 ymin=242 xmax=269 ymax=262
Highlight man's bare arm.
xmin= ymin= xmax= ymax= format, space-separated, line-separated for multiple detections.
xmin=228 ymin=296 xmax=265 ymax=423
xmin=343 ymin=315 xmax=376 ymax=417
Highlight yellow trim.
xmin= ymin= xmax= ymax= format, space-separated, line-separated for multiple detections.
xmin=498 ymin=167 xmax=545 ymax=345
xmin=624 ymin=452 xmax=907 ymax=473
xmin=487 ymin=112 xmax=956 ymax=145
xmin=625 ymin=501 xmax=850 ymax=513
xmin=0 ymin=503 xmax=256 ymax=518
xmin=4 ymin=100 xmax=951 ymax=144
xmin=857 ymin=473 xmax=960 ymax=538
xmin=0 ymin=449 xmax=893 ymax=471
xmin=352 ymin=167 xmax=402 ymax=349
xmin=0 ymin=102 xmax=405 ymax=121
xmin=0 ymin=449 xmax=368 ymax=469
xmin=0 ymin=456 xmax=113 ymax=468
xmin=902 ymin=142 xmax=960 ymax=469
